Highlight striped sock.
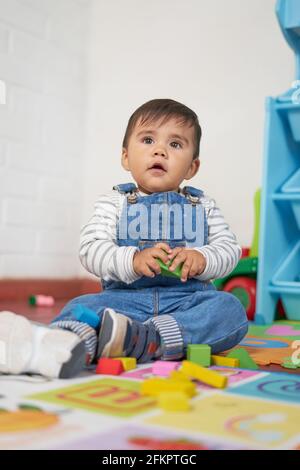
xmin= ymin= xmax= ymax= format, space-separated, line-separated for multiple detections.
xmin=50 ymin=320 xmax=98 ymax=365
xmin=146 ymin=315 xmax=184 ymax=360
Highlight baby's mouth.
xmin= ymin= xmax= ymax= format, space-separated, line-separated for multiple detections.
xmin=148 ymin=163 xmax=167 ymax=173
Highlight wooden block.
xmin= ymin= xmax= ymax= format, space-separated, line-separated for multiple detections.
xmin=226 ymin=348 xmax=259 ymax=370
xmin=158 ymin=392 xmax=191 ymax=412
xmin=152 ymin=360 xmax=180 ymax=376
xmin=169 ymin=370 xmax=192 ymax=382
xmin=157 ymin=258 xmax=183 ymax=279
xmin=96 ymin=358 xmax=124 ymax=375
xmin=72 ymin=304 xmax=100 ymax=328
xmin=140 ymin=378 xmax=197 ymax=398
xmin=211 ymin=355 xmax=240 ymax=368
xmin=187 ymin=344 xmax=211 ymax=367
xmin=115 ymin=357 xmax=137 ymax=371
xmin=181 ymin=360 xmax=227 ymax=389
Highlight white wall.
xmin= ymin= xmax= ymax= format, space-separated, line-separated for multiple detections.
xmin=0 ymin=0 xmax=296 ymax=279
xmin=83 ymin=0 xmax=295 ymax=253
xmin=0 ymin=0 xmax=90 ymax=278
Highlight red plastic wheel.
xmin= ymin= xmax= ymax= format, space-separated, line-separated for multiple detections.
xmin=223 ymin=277 xmax=257 ymax=321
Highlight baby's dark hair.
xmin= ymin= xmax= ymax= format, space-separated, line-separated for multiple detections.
xmin=122 ymin=99 xmax=202 ymax=160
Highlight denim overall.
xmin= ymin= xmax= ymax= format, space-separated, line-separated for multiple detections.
xmin=54 ymin=183 xmax=248 ymax=359
xmin=103 ymin=182 xmax=208 ymax=290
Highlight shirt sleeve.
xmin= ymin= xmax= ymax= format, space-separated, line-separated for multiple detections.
xmin=192 ymin=196 xmax=241 ymax=281
xmin=79 ymin=191 xmax=141 ymax=284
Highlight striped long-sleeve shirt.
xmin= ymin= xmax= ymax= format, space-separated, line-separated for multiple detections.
xmin=79 ymin=187 xmax=241 ymax=284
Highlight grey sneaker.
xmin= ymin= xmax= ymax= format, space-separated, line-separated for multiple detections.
xmin=0 ymin=311 xmax=86 ymax=378
xmin=97 ymin=308 xmax=161 ymax=363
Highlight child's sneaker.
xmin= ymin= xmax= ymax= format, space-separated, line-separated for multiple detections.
xmin=0 ymin=311 xmax=86 ymax=378
xmin=97 ymin=308 xmax=161 ymax=363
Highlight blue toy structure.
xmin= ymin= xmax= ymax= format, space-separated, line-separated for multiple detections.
xmin=256 ymin=0 xmax=300 ymax=324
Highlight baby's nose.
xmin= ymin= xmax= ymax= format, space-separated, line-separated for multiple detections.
xmin=154 ymin=150 xmax=166 ymax=157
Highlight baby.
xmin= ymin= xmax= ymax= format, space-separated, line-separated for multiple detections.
xmin=0 ymin=99 xmax=248 ymax=378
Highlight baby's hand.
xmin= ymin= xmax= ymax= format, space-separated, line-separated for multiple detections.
xmin=133 ymin=242 xmax=172 ymax=278
xmin=167 ymin=248 xmax=207 ymax=282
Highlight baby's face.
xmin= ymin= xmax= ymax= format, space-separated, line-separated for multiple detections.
xmin=122 ymin=117 xmax=200 ymax=194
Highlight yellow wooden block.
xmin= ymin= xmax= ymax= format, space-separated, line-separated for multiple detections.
xmin=114 ymin=357 xmax=137 ymax=371
xmin=181 ymin=360 xmax=227 ymax=389
xmin=158 ymin=392 xmax=191 ymax=412
xmin=211 ymin=355 xmax=240 ymax=368
xmin=140 ymin=378 xmax=197 ymax=398
xmin=169 ymin=370 xmax=192 ymax=382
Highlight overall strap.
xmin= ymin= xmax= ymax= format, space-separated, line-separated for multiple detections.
xmin=182 ymin=185 xmax=204 ymax=205
xmin=112 ymin=182 xmax=139 ymax=204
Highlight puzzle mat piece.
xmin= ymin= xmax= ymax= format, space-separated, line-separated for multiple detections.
xmin=0 ymin=375 xmax=55 ymax=399
xmin=0 ymin=398 xmax=117 ymax=450
xmin=122 ymin=365 xmax=262 ymax=389
xmin=226 ymin=373 xmax=300 ymax=404
xmin=265 ymin=325 xmax=300 ymax=337
xmin=196 ymin=368 xmax=262 ymax=390
xmin=122 ymin=366 xmax=155 ymax=380
xmin=249 ymin=322 xmax=300 ymax=340
xmin=52 ymin=423 xmax=251 ymax=450
xmin=0 ymin=368 xmax=93 ymax=398
xmin=224 ymin=336 xmax=299 ymax=371
xmin=28 ymin=378 xmax=156 ymax=418
xmin=146 ymin=394 xmax=300 ymax=449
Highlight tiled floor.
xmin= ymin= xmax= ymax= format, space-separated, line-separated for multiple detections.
xmin=0 ymin=300 xmax=70 ymax=324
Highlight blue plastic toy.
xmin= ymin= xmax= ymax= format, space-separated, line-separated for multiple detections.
xmin=72 ymin=304 xmax=100 ymax=328
xmin=256 ymin=0 xmax=300 ymax=323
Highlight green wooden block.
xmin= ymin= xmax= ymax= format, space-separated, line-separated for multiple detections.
xmin=157 ymin=258 xmax=183 ymax=279
xmin=226 ymin=348 xmax=259 ymax=370
xmin=187 ymin=344 xmax=211 ymax=367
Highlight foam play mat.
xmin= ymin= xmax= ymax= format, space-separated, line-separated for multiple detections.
xmin=0 ymin=321 xmax=299 ymax=450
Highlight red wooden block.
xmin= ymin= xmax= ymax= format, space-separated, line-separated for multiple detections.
xmin=96 ymin=358 xmax=124 ymax=375
xmin=241 ymin=247 xmax=250 ymax=258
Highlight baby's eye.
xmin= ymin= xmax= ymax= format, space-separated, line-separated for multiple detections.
xmin=170 ymin=141 xmax=182 ymax=149
xmin=143 ymin=137 xmax=154 ymax=144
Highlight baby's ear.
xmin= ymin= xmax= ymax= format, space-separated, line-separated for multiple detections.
xmin=121 ymin=147 xmax=130 ymax=171
xmin=185 ymin=157 xmax=200 ymax=180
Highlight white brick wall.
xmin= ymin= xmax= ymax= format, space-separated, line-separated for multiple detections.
xmin=0 ymin=0 xmax=91 ymax=278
